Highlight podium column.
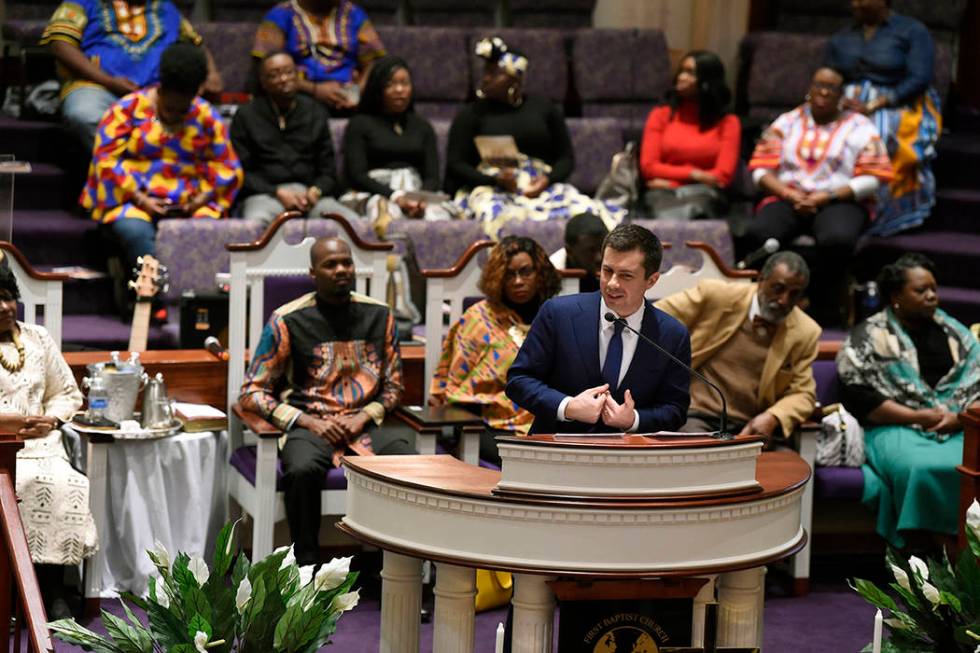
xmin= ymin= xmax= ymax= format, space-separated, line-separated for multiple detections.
xmin=511 ymin=573 xmax=555 ymax=653
xmin=380 ymin=551 xmax=422 ymax=653
xmin=717 ymin=566 xmax=765 ymax=647
xmin=433 ymin=563 xmax=476 ymax=653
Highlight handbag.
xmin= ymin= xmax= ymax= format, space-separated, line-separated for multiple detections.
xmin=816 ymin=404 xmax=865 ymax=467
xmin=595 ymin=141 xmax=639 ymax=212
xmin=474 ymin=569 xmax=513 ymax=612
xmin=644 ymin=183 xmax=728 ymax=221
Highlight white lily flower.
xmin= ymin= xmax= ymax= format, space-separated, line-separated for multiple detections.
xmin=225 ymin=522 xmax=237 ymax=556
xmin=235 ymin=577 xmax=252 ymax=614
xmin=194 ymin=631 xmax=208 ymax=653
xmin=279 ymin=545 xmax=296 ymax=571
xmin=298 ymin=564 xmax=315 ymax=587
xmin=330 ymin=589 xmax=360 ymax=613
xmin=921 ymin=581 xmax=941 ymax=606
xmin=314 ymin=556 xmax=352 ymax=592
xmin=891 ymin=564 xmax=911 ymax=592
xmin=156 ymin=588 xmax=170 ymax=609
xmin=908 ymin=555 xmax=929 ymax=581
xmin=151 ymin=540 xmax=170 ymax=570
xmin=188 ymin=556 xmax=210 ymax=587
xmin=968 ymin=500 xmax=980 ymax=538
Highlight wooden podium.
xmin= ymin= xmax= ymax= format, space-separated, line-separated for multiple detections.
xmin=339 ymin=434 xmax=809 ymax=652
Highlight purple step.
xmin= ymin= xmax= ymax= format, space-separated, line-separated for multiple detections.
xmin=934 ymin=131 xmax=980 ymax=191
xmin=62 ymin=313 xmax=178 ymax=351
xmin=931 ymin=188 xmax=980 ymax=233
xmin=936 ymin=285 xmax=980 ymax=327
xmin=856 ymin=231 xmax=980 ymax=290
xmin=11 ymin=209 xmax=98 ymax=266
xmin=0 ymin=116 xmax=63 ymax=164
xmin=11 ymin=161 xmax=82 ymax=211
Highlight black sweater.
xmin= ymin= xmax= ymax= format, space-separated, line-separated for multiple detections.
xmin=230 ymin=94 xmax=339 ymax=197
xmin=342 ymin=112 xmax=440 ymax=197
xmin=444 ymin=95 xmax=574 ymax=195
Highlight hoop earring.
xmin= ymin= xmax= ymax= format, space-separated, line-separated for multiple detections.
xmin=507 ymin=85 xmax=518 ymax=105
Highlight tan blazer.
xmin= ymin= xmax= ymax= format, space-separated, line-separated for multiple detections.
xmin=655 ymin=279 xmax=821 ymax=436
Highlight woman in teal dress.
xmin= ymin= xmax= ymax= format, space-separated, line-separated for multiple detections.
xmin=838 ymin=253 xmax=980 ymax=547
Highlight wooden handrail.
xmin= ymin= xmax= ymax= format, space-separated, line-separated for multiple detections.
xmin=684 ymin=241 xmax=758 ymax=280
xmin=226 ymin=211 xmax=394 ymax=252
xmin=0 ymin=243 xmax=70 ymax=282
xmin=0 ymin=436 xmax=54 ymax=652
xmin=421 ymin=240 xmax=495 ymax=278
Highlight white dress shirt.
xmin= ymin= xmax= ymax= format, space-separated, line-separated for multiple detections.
xmin=557 ymin=297 xmax=643 ymax=432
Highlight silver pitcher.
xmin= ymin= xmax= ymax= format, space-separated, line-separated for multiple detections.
xmin=82 ymin=351 xmax=147 ymax=424
xmin=142 ymin=373 xmax=173 ymax=428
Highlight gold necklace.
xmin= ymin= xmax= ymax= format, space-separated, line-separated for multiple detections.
xmin=0 ymin=330 xmax=25 ymax=373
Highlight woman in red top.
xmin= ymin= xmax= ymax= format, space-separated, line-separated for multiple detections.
xmin=639 ymin=50 xmax=741 ymax=219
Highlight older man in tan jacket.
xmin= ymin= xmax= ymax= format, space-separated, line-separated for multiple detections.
xmin=655 ymin=251 xmax=820 ymax=439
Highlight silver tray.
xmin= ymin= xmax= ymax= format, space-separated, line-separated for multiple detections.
xmin=70 ymin=415 xmax=182 ymax=440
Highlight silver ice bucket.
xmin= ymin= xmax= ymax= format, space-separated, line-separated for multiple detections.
xmin=83 ymin=352 xmax=147 ymax=424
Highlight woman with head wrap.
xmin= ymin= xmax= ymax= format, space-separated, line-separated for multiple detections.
xmin=341 ymin=54 xmax=460 ymax=231
xmin=444 ymin=37 xmax=623 ymax=238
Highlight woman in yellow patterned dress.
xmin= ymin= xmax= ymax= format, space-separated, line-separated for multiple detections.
xmin=429 ymin=236 xmax=561 ymax=465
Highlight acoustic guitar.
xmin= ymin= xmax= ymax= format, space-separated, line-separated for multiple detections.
xmin=127 ymin=255 xmax=168 ymax=352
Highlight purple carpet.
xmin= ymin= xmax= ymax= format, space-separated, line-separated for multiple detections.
xmin=34 ymin=579 xmax=876 ymax=652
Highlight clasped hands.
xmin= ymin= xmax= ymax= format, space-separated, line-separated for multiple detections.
xmin=0 ymin=414 xmax=59 ymax=439
xmin=564 ymin=383 xmax=636 ymax=430
xmin=275 ymin=186 xmax=322 ymax=213
xmin=782 ymin=187 xmax=833 ymax=216
xmin=134 ymin=190 xmax=210 ymax=218
xmin=296 ymin=411 xmax=372 ymax=447
xmin=496 ymin=169 xmax=549 ymax=198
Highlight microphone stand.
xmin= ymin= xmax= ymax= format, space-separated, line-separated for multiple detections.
xmin=605 ymin=313 xmax=732 ymax=438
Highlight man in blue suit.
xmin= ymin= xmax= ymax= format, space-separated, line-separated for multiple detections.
xmin=506 ymin=224 xmax=691 ymax=434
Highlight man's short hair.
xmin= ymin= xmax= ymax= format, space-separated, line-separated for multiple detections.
xmin=564 ymin=212 xmax=608 ymax=246
xmin=760 ymin=251 xmax=810 ymax=286
xmin=602 ymin=224 xmax=663 ymax=277
xmin=160 ymin=42 xmax=208 ymax=96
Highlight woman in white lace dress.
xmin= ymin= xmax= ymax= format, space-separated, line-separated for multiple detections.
xmin=0 ymin=264 xmax=97 ymax=617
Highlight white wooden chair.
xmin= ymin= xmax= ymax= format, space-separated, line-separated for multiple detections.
xmin=415 ymin=241 xmax=581 ymax=463
xmin=0 ymin=241 xmax=67 ymax=346
xmin=224 ymin=211 xmax=394 ymax=559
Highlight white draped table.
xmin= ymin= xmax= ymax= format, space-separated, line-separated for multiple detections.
xmin=70 ymin=427 xmax=228 ymax=604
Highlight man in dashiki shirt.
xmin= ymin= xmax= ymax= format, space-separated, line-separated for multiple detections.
xmin=239 ymin=237 xmax=415 ymax=565
xmin=252 ymin=0 xmax=386 ymax=111
xmin=42 ymin=0 xmax=222 ymax=152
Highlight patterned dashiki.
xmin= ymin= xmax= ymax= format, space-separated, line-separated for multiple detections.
xmin=253 ymin=0 xmax=386 ymax=84
xmin=239 ymin=291 xmax=403 ymax=467
xmin=4 ymin=323 xmax=98 ymax=565
xmin=749 ymin=105 xmax=893 ymax=213
xmin=40 ymin=0 xmax=202 ymax=99
xmin=80 ymin=87 xmax=242 ymax=224
xmin=430 ymin=300 xmax=534 ymax=434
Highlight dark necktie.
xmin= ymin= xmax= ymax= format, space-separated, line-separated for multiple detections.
xmin=602 ymin=320 xmax=625 ymax=390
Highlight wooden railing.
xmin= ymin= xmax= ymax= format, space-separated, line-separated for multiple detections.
xmin=0 ymin=435 xmax=54 ymax=653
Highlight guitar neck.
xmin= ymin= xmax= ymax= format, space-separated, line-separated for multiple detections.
xmin=128 ymin=301 xmax=152 ymax=352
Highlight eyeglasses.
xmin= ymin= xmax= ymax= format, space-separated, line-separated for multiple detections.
xmin=504 ymin=266 xmax=536 ymax=281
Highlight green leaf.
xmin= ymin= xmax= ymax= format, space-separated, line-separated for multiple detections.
xmin=231 ymin=552 xmax=250 ymax=588
xmin=967 ymin=523 xmax=980 ymax=559
xmin=187 ymin=613 xmax=213 ymax=641
xmin=203 ymin=574 xmax=238 ymax=653
xmin=850 ymin=578 xmax=899 ymax=612
xmin=119 ymin=591 xmax=148 ymax=612
xmin=273 ymin=602 xmax=327 ymax=652
xmin=181 ymin=585 xmax=213 ymax=624
xmin=145 ymin=596 xmax=190 ymax=650
xmin=172 ymin=552 xmax=197 ymax=593
xmin=48 ymin=618 xmax=123 ymax=653
xmin=101 ymin=609 xmax=154 ymax=653
xmin=212 ymin=520 xmax=239 ymax=578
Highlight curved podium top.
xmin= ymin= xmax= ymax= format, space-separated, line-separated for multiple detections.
xmin=499 ymin=433 xmax=765 ymax=449
xmin=340 ymin=452 xmax=810 ymax=577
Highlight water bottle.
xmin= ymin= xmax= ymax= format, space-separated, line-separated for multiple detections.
xmin=87 ymin=375 xmax=109 ymax=421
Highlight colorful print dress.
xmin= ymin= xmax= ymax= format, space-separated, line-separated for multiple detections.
xmin=80 ymin=87 xmax=243 ymax=224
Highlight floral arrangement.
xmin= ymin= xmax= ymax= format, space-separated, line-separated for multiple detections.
xmin=48 ymin=522 xmax=360 ymax=652
xmin=852 ymin=500 xmax=980 ymax=652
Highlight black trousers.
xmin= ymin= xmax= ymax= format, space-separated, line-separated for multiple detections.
xmin=739 ymin=199 xmax=867 ymax=326
xmin=281 ymin=420 xmax=417 ymax=566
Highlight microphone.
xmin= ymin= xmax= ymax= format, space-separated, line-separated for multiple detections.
xmin=604 ymin=312 xmax=730 ymax=437
xmin=204 ymin=336 xmax=229 ymax=361
xmin=736 ymin=238 xmax=779 ymax=270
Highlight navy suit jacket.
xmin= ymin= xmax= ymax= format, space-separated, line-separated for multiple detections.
xmin=505 ymin=292 xmax=691 ymax=434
